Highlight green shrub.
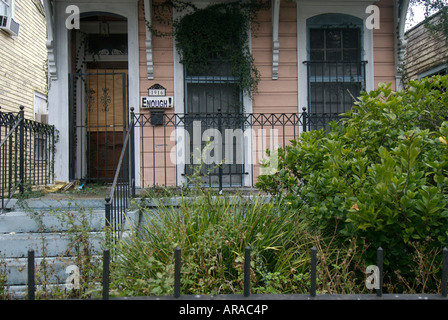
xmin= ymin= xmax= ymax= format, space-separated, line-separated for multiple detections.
xmin=256 ymin=76 xmax=448 ymax=288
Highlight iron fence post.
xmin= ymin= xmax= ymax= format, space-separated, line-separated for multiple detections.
xmin=310 ymin=246 xmax=317 ymax=297
xmin=27 ymin=249 xmax=35 ymax=300
xmin=105 ymin=197 xmax=111 ymax=245
xmin=376 ymin=247 xmax=383 ymax=297
xmin=8 ymin=112 xmax=13 ymax=199
xmin=130 ymin=107 xmax=136 ymax=198
xmin=103 ymin=249 xmax=110 ymax=300
xmin=19 ymin=106 xmax=24 ymax=195
xmin=302 ymin=107 xmax=307 ymax=133
xmin=174 ymin=247 xmax=181 ymax=298
xmin=244 ymin=246 xmax=251 ymax=297
xmin=442 ymin=247 xmax=447 ymax=298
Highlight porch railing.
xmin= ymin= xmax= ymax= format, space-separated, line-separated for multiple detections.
xmin=0 ymin=106 xmax=55 ymax=212
xmin=105 ymin=108 xmax=135 ymax=242
xmin=102 ymin=108 xmax=352 ymax=235
xmin=103 ymin=109 xmax=346 ymax=239
xmin=133 ymin=110 xmax=347 ymax=189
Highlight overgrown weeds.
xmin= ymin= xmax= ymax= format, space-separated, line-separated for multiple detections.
xmin=110 ymin=191 xmax=312 ymax=296
xmin=109 ymin=186 xmax=446 ymax=296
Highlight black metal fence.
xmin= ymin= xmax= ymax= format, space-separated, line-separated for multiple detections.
xmin=101 ymin=110 xmax=345 ymax=241
xmin=0 ymin=106 xmax=55 ymax=212
xmin=24 ymin=246 xmax=448 ymax=300
xmin=104 ymin=108 xmax=135 ymax=243
xmin=133 ymin=110 xmax=345 ymax=190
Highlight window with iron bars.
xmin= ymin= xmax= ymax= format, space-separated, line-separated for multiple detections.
xmin=306 ymin=16 xmax=366 ymax=131
xmin=34 ymin=92 xmax=49 ymax=162
xmin=184 ymin=59 xmax=245 ymax=187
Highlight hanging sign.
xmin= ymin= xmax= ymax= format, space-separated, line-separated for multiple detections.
xmin=141 ymin=84 xmax=173 ymax=109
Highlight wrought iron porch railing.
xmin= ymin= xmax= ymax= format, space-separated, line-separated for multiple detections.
xmin=105 ymin=108 xmax=135 ymax=243
xmin=133 ymin=111 xmax=347 ymax=189
xmin=0 ymin=106 xmax=55 ymax=212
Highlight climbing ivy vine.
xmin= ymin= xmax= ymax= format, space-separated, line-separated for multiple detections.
xmin=148 ymin=0 xmax=269 ymax=98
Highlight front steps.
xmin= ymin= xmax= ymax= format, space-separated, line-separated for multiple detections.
xmin=0 ymin=197 xmax=139 ymax=299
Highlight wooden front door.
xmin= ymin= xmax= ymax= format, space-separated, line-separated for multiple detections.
xmin=85 ymin=70 xmax=128 ymax=181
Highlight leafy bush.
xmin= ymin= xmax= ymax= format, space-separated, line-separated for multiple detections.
xmin=256 ymin=76 xmax=448 ymax=287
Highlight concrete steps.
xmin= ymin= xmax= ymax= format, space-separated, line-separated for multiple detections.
xmin=0 ymin=197 xmax=139 ymax=299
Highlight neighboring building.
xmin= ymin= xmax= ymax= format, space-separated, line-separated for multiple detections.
xmin=41 ymin=0 xmax=411 ymax=189
xmin=0 ymin=0 xmax=48 ymax=121
xmin=405 ymin=9 xmax=448 ymax=80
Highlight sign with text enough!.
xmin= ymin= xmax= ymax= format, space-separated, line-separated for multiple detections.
xmin=141 ymin=84 xmax=173 ymax=109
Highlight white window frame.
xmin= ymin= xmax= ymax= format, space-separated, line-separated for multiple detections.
xmin=34 ymin=92 xmax=49 ymax=162
xmin=418 ymin=63 xmax=448 ymax=79
xmin=297 ymin=1 xmax=375 ymax=118
xmin=0 ymin=0 xmax=13 ymax=17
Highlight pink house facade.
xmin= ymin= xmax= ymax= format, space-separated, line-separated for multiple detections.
xmin=42 ymin=0 xmax=410 ymax=189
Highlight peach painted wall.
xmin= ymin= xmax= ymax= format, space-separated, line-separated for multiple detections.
xmin=251 ymin=0 xmax=298 ymax=115
xmin=250 ymin=0 xmax=299 ymax=182
xmin=138 ymin=0 xmax=176 ymax=187
xmin=373 ymin=0 xmax=397 ymax=90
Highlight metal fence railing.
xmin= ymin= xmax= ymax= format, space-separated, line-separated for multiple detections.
xmin=104 ymin=108 xmax=135 ymax=244
xmin=0 ymin=106 xmax=55 ymax=212
xmin=24 ymin=246 xmax=448 ymax=301
xmin=133 ymin=110 xmax=346 ymax=190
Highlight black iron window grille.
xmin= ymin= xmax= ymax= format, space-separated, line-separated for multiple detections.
xmin=305 ymin=26 xmax=366 ymax=131
xmin=304 ymin=60 xmax=367 ymax=131
xmin=184 ymin=60 xmax=245 ymax=188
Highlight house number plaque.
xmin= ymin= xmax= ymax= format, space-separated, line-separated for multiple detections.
xmin=141 ymin=84 xmax=173 ymax=109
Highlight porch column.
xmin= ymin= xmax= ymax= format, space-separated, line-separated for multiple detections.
xmin=47 ymin=0 xmax=71 ymax=182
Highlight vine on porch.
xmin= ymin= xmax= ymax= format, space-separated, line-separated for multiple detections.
xmin=147 ymin=0 xmax=270 ymax=98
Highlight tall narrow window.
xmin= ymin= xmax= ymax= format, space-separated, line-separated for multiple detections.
xmin=34 ymin=92 xmax=48 ymax=162
xmin=174 ymin=3 xmax=257 ymax=187
xmin=184 ymin=59 xmax=244 ymax=187
xmin=306 ymin=14 xmax=366 ymax=130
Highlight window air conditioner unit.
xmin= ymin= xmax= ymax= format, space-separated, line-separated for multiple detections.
xmin=0 ymin=15 xmax=20 ymax=37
